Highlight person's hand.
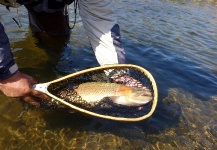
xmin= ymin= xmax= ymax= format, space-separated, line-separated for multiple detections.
xmin=0 ymin=72 xmax=50 ymax=106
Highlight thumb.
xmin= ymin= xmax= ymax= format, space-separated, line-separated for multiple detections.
xmin=25 ymin=75 xmax=38 ymax=85
xmin=31 ymin=90 xmax=51 ymax=101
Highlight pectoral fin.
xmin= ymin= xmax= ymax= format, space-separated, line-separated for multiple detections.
xmin=109 ymin=96 xmax=129 ymax=105
xmin=109 ymin=96 xmax=147 ymax=106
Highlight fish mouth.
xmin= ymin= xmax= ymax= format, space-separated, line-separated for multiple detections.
xmin=133 ymin=91 xmax=152 ymax=97
xmin=131 ymin=94 xmax=153 ymax=104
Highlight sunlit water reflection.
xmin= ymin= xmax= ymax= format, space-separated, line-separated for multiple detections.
xmin=0 ymin=0 xmax=217 ymax=149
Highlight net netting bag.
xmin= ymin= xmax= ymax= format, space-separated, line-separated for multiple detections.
xmin=34 ymin=64 xmax=158 ymax=122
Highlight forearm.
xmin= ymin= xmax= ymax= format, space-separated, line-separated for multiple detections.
xmin=0 ymin=22 xmax=18 ymax=81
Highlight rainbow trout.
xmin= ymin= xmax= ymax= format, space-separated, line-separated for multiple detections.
xmin=74 ymin=82 xmax=152 ymax=106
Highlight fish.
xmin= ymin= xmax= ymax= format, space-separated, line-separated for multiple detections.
xmin=74 ymin=82 xmax=152 ymax=106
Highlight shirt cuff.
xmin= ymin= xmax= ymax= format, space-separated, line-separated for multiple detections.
xmin=0 ymin=63 xmax=19 ymax=81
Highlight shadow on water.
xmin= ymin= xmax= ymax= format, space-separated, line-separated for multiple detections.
xmin=10 ymin=29 xmax=74 ymax=82
xmin=29 ymin=102 xmax=183 ymax=149
xmin=2 ymin=85 xmax=216 ymax=149
xmin=32 ymin=92 xmax=189 ymax=149
xmin=19 ymin=33 xmax=185 ymax=139
xmin=50 ymin=39 xmax=216 ymax=147
xmin=8 ymin=32 xmax=216 ymax=149
xmin=1 ymin=1 xmax=217 ymax=148
xmin=32 ymin=32 xmax=70 ymax=53
xmin=12 ymin=30 xmax=70 ymax=61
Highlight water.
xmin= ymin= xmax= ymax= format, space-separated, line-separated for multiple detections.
xmin=0 ymin=0 xmax=217 ymax=149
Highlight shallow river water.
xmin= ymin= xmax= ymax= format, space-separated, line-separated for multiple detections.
xmin=0 ymin=0 xmax=217 ymax=149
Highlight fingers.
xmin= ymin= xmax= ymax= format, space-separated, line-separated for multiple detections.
xmin=23 ymin=74 xmax=38 ymax=84
xmin=21 ymin=90 xmax=51 ymax=107
xmin=22 ymin=96 xmax=40 ymax=107
xmin=28 ymin=77 xmax=38 ymax=85
xmin=0 ymin=71 xmax=51 ymax=106
xmin=20 ymin=72 xmax=50 ymax=100
xmin=16 ymin=72 xmax=51 ymax=105
xmin=26 ymin=81 xmax=51 ymax=106
xmin=31 ymin=90 xmax=51 ymax=101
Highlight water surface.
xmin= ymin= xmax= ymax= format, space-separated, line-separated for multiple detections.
xmin=0 ymin=0 xmax=217 ymax=149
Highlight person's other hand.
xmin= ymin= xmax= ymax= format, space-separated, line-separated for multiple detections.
xmin=0 ymin=72 xmax=50 ymax=106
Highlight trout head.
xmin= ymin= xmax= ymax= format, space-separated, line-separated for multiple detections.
xmin=111 ymin=88 xmax=153 ymax=106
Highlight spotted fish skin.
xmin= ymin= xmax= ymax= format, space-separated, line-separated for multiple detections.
xmin=74 ymin=82 xmax=152 ymax=106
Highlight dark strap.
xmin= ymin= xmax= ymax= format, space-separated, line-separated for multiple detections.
xmin=17 ymin=0 xmax=75 ymax=9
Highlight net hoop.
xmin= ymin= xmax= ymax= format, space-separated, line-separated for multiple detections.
xmin=45 ymin=64 xmax=158 ymax=122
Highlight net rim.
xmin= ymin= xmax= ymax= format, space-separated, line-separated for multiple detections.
xmin=45 ymin=64 xmax=158 ymax=122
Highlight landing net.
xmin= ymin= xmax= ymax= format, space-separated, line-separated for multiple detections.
xmin=42 ymin=64 xmax=158 ymax=122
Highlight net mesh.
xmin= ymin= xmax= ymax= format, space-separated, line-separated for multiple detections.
xmin=42 ymin=67 xmax=155 ymax=119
